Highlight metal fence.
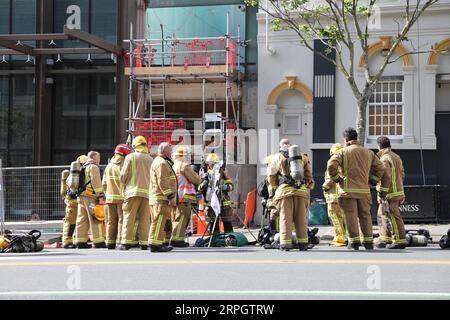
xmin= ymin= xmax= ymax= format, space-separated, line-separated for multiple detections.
xmin=1 ymin=165 xmax=69 ymax=222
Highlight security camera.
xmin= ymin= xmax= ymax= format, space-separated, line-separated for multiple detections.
xmin=237 ymin=4 xmax=246 ymax=12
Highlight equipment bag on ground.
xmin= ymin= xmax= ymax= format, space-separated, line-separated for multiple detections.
xmin=1 ymin=230 xmax=44 ymax=253
xmin=195 ymin=232 xmax=249 ymax=247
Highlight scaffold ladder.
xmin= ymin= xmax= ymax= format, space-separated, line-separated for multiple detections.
xmin=148 ymin=78 xmax=166 ymax=118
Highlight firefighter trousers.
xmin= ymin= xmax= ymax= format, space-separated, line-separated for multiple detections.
xmin=75 ymin=196 xmax=105 ymax=245
xmin=339 ymin=197 xmax=373 ymax=245
xmin=278 ymin=196 xmax=308 ymax=247
xmin=378 ymin=199 xmax=406 ymax=245
xmin=327 ymin=202 xmax=346 ymax=238
xmin=149 ymin=204 xmax=173 ymax=246
xmin=63 ymin=201 xmax=78 ymax=245
xmin=105 ymin=203 xmax=123 ymax=246
xmin=170 ymin=202 xmax=191 ymax=242
xmin=121 ymin=197 xmax=151 ymax=246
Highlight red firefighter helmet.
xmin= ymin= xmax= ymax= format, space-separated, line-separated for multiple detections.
xmin=115 ymin=144 xmax=132 ymax=156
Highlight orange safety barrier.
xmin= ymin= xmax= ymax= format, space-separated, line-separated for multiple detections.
xmin=243 ymin=189 xmax=257 ymax=228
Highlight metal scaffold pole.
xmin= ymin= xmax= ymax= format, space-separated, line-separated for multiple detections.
xmin=127 ymin=22 xmax=134 ymax=144
xmin=0 ymin=159 xmax=5 ymax=236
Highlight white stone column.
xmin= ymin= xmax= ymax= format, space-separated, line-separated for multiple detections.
xmin=422 ymin=65 xmax=438 ymax=148
xmin=402 ymin=65 xmax=415 ymax=144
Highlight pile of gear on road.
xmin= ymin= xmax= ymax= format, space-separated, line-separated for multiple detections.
xmin=5 ymin=127 xmax=450 ymax=254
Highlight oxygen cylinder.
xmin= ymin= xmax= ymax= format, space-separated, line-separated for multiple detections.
xmin=288 ymin=145 xmax=304 ymax=183
xmin=406 ymin=233 xmax=428 ymax=247
xmin=67 ymin=161 xmax=81 ymax=193
xmin=60 ymin=170 xmax=70 ymax=198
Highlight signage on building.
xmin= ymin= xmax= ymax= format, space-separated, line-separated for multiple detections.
xmin=66 ymin=5 xmax=81 ymax=30
xmin=370 ymin=186 xmax=438 ymax=223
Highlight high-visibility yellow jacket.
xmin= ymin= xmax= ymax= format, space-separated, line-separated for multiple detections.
xmin=173 ymin=157 xmax=202 ymax=203
xmin=327 ymin=140 xmax=387 ymax=200
xmin=120 ymin=151 xmax=153 ymax=200
xmin=268 ymin=152 xmax=314 ymax=202
xmin=102 ymin=155 xmax=125 ymax=204
xmin=80 ymin=159 xmax=104 ymax=199
xmin=61 ymin=170 xmax=77 ymax=205
xmin=377 ymin=148 xmax=405 ymax=202
xmin=149 ymin=156 xmax=178 ymax=205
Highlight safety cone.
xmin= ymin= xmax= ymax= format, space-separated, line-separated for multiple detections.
xmin=196 ymin=197 xmax=208 ymax=236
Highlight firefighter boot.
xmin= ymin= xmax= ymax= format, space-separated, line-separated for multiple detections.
xmin=117 ymin=244 xmax=131 ymax=251
xmin=140 ymin=245 xmax=149 ymax=250
xmin=298 ymin=243 xmax=308 ymax=251
xmin=330 ymin=235 xmax=347 ymax=247
xmin=150 ymin=245 xmax=172 ymax=253
xmin=170 ymin=241 xmax=189 ymax=248
xmin=106 ymin=244 xmax=116 ymax=250
xmin=94 ymin=242 xmax=106 ymax=249
xmin=364 ymin=243 xmax=374 ymax=250
xmin=77 ymin=243 xmax=92 ymax=249
xmin=386 ymin=243 xmax=406 ymax=249
xmin=279 ymin=244 xmax=292 ymax=251
xmin=347 ymin=242 xmax=360 ymax=250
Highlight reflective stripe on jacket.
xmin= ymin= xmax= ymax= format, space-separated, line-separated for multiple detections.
xmin=327 ymin=140 xmax=386 ymax=200
xmin=174 ymin=157 xmax=202 ymax=203
xmin=377 ymin=148 xmax=405 ymax=201
xmin=120 ymin=151 xmax=153 ymax=199
xmin=103 ymin=155 xmax=125 ymax=204
xmin=79 ymin=159 xmax=104 ymax=199
xmin=268 ymin=152 xmax=314 ymax=202
xmin=323 ymin=170 xmax=339 ymax=204
xmin=149 ymin=156 xmax=178 ymax=205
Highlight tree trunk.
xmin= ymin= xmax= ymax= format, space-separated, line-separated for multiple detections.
xmin=356 ymin=96 xmax=369 ymax=146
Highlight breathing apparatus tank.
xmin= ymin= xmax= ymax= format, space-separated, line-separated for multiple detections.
xmin=67 ymin=161 xmax=81 ymax=193
xmin=288 ymin=145 xmax=304 ymax=188
xmin=60 ymin=169 xmax=70 ymax=198
xmin=405 ymin=230 xmax=430 ymax=247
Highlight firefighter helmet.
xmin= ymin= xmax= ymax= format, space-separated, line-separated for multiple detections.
xmin=115 ymin=144 xmax=132 ymax=156
xmin=205 ymin=153 xmax=220 ymax=164
xmin=77 ymin=155 xmax=88 ymax=164
xmin=174 ymin=146 xmax=188 ymax=157
xmin=89 ymin=204 xmax=105 ymax=222
xmin=330 ymin=143 xmax=343 ymax=156
xmin=132 ymin=136 xmax=147 ymax=149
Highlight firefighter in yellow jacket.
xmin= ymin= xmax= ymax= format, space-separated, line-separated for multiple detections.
xmin=118 ymin=136 xmax=153 ymax=250
xmin=61 ymin=155 xmax=87 ymax=249
xmin=102 ymin=144 xmax=132 ymax=250
xmin=171 ymin=146 xmax=202 ymax=247
xmin=198 ymin=153 xmax=234 ymax=235
xmin=75 ymin=151 xmax=106 ymax=249
xmin=148 ymin=142 xmax=177 ymax=252
xmin=268 ymin=139 xmax=315 ymax=251
xmin=327 ymin=128 xmax=387 ymax=250
xmin=376 ymin=136 xmax=407 ymax=249
xmin=322 ymin=143 xmax=347 ymax=247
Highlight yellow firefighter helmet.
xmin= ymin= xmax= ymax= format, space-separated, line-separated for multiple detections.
xmin=205 ymin=152 xmax=220 ymax=164
xmin=91 ymin=204 xmax=105 ymax=222
xmin=174 ymin=146 xmax=188 ymax=157
xmin=330 ymin=143 xmax=343 ymax=156
xmin=77 ymin=155 xmax=88 ymax=164
xmin=132 ymin=136 xmax=147 ymax=149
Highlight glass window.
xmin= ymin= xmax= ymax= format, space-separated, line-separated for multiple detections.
xmin=52 ymin=74 xmax=116 ymax=165
xmin=89 ymin=75 xmax=115 ymax=150
xmin=368 ymin=80 xmax=403 ymax=138
xmin=10 ymin=76 xmax=34 ymax=150
xmin=91 ymin=0 xmax=118 ymax=44
xmin=0 ymin=77 xmax=8 ymax=150
xmin=0 ymin=0 xmax=10 ymax=34
xmin=53 ymin=75 xmax=89 ymax=151
xmin=12 ymin=0 xmax=36 ymax=34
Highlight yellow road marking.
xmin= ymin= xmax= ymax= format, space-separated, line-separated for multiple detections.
xmin=0 ymin=259 xmax=449 ymax=267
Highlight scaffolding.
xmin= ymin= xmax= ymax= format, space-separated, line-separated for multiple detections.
xmin=123 ymin=13 xmax=243 ymax=162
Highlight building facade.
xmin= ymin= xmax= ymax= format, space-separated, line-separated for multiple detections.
xmin=257 ymin=0 xmax=450 ymax=219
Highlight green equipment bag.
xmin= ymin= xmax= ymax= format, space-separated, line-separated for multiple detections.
xmin=308 ymin=202 xmax=329 ymax=225
xmin=195 ymin=232 xmax=249 ymax=247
